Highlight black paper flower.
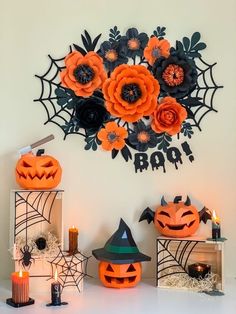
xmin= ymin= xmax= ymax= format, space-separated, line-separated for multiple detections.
xmin=99 ymin=41 xmax=128 ymax=72
xmin=120 ymin=28 xmax=149 ymax=59
xmin=152 ymin=49 xmax=198 ymax=99
xmin=75 ymin=95 xmax=110 ymax=131
xmin=128 ymin=121 xmax=158 ymax=152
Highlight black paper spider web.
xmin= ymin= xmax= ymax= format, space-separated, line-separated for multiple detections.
xmin=34 ymin=49 xmax=87 ymax=140
xmin=185 ymin=57 xmax=223 ymax=131
xmin=14 ymin=190 xmax=61 ymax=240
xmin=48 ymin=247 xmax=91 ymax=292
xmin=156 ymin=238 xmax=200 ymax=285
xmin=34 ymin=54 xmax=222 ymax=138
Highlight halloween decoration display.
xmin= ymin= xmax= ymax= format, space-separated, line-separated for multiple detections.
xmin=92 ymin=218 xmax=151 ymax=288
xmin=139 ymin=196 xmax=212 ymax=238
xmin=35 ymin=26 xmax=222 ymax=173
xmin=15 ymin=149 xmax=62 ymax=190
xmin=48 ymin=247 xmax=91 ymax=292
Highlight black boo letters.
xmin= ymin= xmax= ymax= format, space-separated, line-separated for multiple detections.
xmin=134 ymin=141 xmax=194 ymax=173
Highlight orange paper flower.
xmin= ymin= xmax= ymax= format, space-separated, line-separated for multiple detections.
xmin=60 ymin=51 xmax=107 ymax=97
xmin=144 ymin=37 xmax=170 ymax=66
xmin=102 ymin=64 xmax=160 ymax=123
xmin=151 ymin=97 xmax=187 ymax=135
xmin=97 ymin=121 xmax=128 ymax=151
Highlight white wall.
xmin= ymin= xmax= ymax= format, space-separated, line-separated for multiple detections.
xmin=0 ymin=0 xmax=236 ymax=279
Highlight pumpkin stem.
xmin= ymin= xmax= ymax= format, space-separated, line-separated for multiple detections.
xmin=36 ymin=149 xmax=45 ymax=156
xmin=174 ymin=196 xmax=182 ymax=203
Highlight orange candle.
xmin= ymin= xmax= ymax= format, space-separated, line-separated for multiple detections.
xmin=69 ymin=225 xmax=78 ymax=254
xmin=11 ymin=270 xmax=29 ymax=304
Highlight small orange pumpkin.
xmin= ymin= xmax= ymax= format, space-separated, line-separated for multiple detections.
xmin=154 ymin=196 xmax=200 ymax=238
xmin=15 ymin=149 xmax=62 ymax=190
xmin=99 ymin=261 xmax=141 ymax=288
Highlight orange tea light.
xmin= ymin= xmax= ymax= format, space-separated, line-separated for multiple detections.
xmin=69 ymin=225 xmax=79 ymax=254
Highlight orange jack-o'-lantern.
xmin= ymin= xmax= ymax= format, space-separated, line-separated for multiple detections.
xmin=99 ymin=261 xmax=141 ymax=288
xmin=154 ymin=196 xmax=200 ymax=237
xmin=15 ymin=149 xmax=62 ymax=190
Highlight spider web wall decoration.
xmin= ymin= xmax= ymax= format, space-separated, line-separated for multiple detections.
xmin=34 ymin=27 xmax=223 ymax=172
xmin=48 ymin=247 xmax=91 ymax=292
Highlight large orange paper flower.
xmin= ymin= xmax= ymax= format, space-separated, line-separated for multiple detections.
xmin=151 ymin=96 xmax=187 ymax=135
xmin=97 ymin=121 xmax=128 ymax=151
xmin=60 ymin=51 xmax=107 ymax=97
xmin=144 ymin=37 xmax=170 ymax=66
xmin=102 ymin=64 xmax=160 ymax=123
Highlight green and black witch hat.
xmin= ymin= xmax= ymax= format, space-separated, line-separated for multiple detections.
xmin=92 ymin=218 xmax=151 ymax=264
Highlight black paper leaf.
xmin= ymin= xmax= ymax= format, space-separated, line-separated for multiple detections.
xmin=84 ymin=134 xmax=100 ymax=151
xmin=153 ymin=26 xmax=166 ymax=38
xmin=109 ymin=26 xmax=121 ymax=44
xmin=156 ymin=133 xmax=172 ymax=153
xmin=74 ymin=30 xmax=102 ymax=54
xmin=181 ymin=97 xmax=203 ymax=108
xmin=112 ymin=149 xmax=119 ymax=159
xmin=181 ymin=122 xmax=194 ymax=139
xmin=178 ymin=32 xmax=207 ymax=58
xmin=121 ymin=145 xmax=132 ymax=162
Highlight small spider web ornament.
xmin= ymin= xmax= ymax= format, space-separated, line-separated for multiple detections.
xmin=48 ymin=247 xmax=91 ymax=292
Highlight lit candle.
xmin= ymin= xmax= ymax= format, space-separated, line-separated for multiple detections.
xmin=69 ymin=225 xmax=78 ymax=254
xmin=51 ymin=269 xmax=61 ymax=306
xmin=188 ymin=263 xmax=211 ymax=279
xmin=11 ymin=270 xmax=29 ymax=304
xmin=212 ymin=210 xmax=221 ymax=240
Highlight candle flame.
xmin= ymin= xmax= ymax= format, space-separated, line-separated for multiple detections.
xmin=19 ymin=269 xmax=23 ymax=277
xmin=72 ymin=225 xmax=75 ymax=229
xmin=212 ymin=210 xmax=220 ymax=224
xmin=54 ymin=268 xmax=58 ymax=281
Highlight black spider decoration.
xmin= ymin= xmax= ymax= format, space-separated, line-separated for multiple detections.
xmin=19 ymin=244 xmax=35 ymax=269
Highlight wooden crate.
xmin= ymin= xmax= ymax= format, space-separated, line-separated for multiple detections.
xmin=156 ymin=236 xmax=225 ymax=291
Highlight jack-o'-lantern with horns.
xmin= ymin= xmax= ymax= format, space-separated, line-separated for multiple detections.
xmin=92 ymin=218 xmax=151 ymax=288
xmin=139 ymin=196 xmax=212 ymax=238
xmin=15 ymin=149 xmax=62 ymax=190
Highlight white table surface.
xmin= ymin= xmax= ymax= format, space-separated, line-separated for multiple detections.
xmin=0 ymin=278 xmax=236 ymax=314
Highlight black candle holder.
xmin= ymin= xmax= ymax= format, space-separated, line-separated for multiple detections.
xmin=6 ymin=297 xmax=35 ymax=308
xmin=46 ymin=301 xmax=68 ymax=307
xmin=188 ymin=263 xmax=211 ymax=280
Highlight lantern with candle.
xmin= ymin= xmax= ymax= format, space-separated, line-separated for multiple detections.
xmin=46 ymin=268 xmax=68 ymax=307
xmin=188 ymin=263 xmax=211 ymax=279
xmin=6 ymin=270 xmax=34 ymax=307
xmin=212 ymin=210 xmax=221 ymax=240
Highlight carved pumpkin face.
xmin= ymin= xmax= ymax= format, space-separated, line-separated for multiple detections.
xmin=99 ymin=261 xmax=142 ymax=288
xmin=154 ymin=198 xmax=200 ymax=238
xmin=15 ymin=152 xmax=62 ymax=190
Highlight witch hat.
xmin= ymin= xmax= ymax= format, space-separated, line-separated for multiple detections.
xmin=92 ymin=218 xmax=151 ymax=264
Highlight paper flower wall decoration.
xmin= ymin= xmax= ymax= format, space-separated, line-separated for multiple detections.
xmin=35 ymin=26 xmax=222 ymax=173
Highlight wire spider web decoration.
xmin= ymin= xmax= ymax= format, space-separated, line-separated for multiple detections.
xmin=48 ymin=247 xmax=91 ymax=292
xmin=34 ymin=27 xmax=223 ymax=172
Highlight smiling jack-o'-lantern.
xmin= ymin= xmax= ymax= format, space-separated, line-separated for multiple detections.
xmin=15 ymin=149 xmax=62 ymax=190
xmin=140 ymin=196 xmax=202 ymax=238
xmin=99 ymin=261 xmax=141 ymax=288
xmin=92 ymin=219 xmax=151 ymax=288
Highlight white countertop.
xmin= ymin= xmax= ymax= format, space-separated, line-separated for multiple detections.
xmin=0 ymin=278 xmax=236 ymax=314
